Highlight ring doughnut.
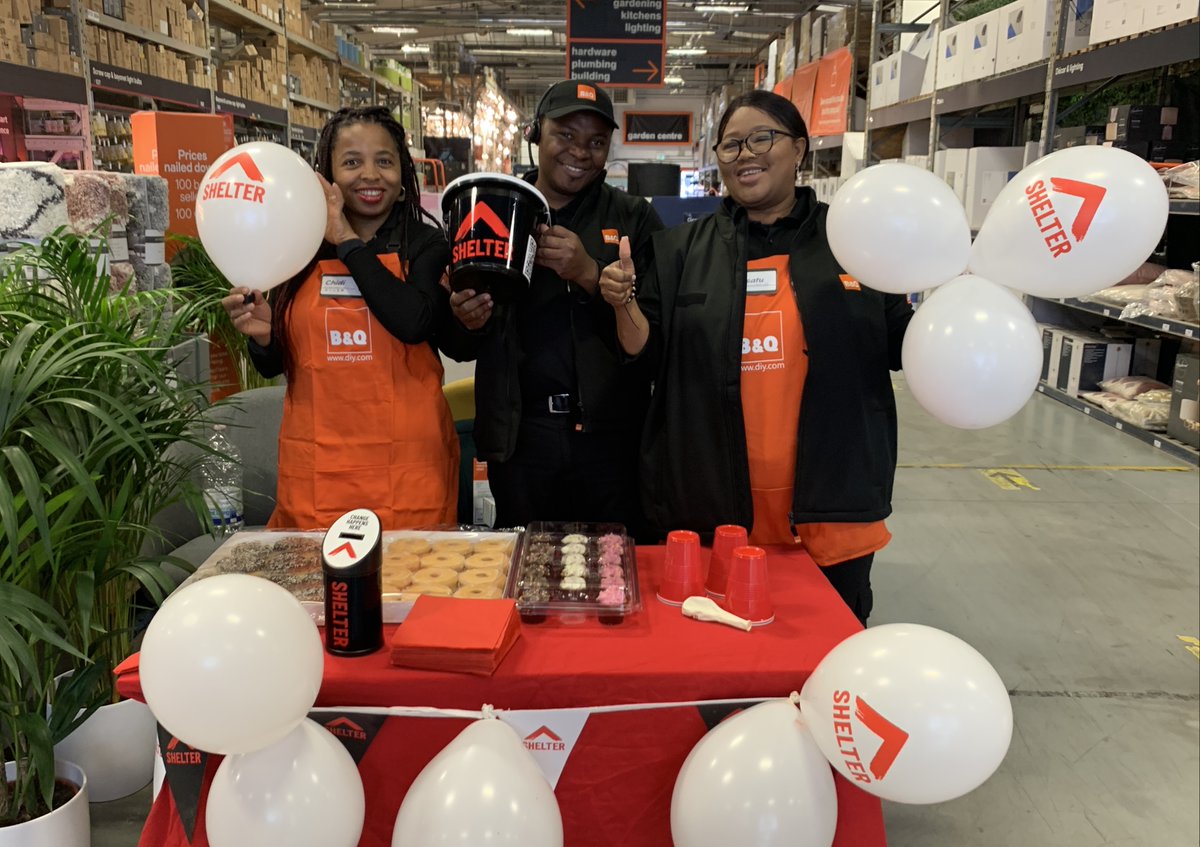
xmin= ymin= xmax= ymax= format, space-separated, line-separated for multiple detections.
xmin=387 ymin=537 xmax=432 ymax=556
xmin=474 ymin=538 xmax=514 ymax=555
xmin=384 ymin=552 xmax=421 ymax=571
xmin=381 ymin=570 xmax=413 ymax=591
xmin=401 ymin=583 xmax=453 ymax=599
xmin=431 ymin=539 xmax=474 ymax=556
xmin=459 ymin=568 xmax=503 ymax=588
xmin=454 ymin=585 xmax=503 ymax=599
xmin=419 ymin=552 xmax=467 ymax=572
xmin=465 ymin=552 xmax=508 ymax=571
xmin=410 ymin=567 xmax=458 ymax=586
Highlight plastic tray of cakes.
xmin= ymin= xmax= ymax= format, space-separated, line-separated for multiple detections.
xmin=504 ymin=521 xmax=641 ymax=625
xmin=178 ymin=528 xmax=520 ymax=624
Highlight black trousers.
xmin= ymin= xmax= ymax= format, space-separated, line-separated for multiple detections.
xmin=488 ymin=416 xmax=645 ymax=536
xmin=819 ymin=553 xmax=875 ymax=627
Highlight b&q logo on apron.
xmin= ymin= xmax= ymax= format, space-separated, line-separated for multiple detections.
xmin=1024 ymin=177 xmax=1106 ymax=259
xmin=831 ymin=690 xmax=910 ymax=784
xmin=741 ymin=310 xmax=785 ymax=372
xmin=325 ymin=306 xmax=373 ymax=361
xmin=201 ymin=152 xmax=267 ymax=204
xmin=452 ymin=201 xmax=512 ymax=263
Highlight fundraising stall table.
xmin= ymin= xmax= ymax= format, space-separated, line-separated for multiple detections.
xmin=117 ymin=546 xmax=888 ymax=847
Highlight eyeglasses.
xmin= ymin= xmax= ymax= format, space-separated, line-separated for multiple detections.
xmin=712 ymin=129 xmax=798 ymax=163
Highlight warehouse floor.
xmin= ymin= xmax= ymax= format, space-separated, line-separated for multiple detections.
xmin=92 ymin=376 xmax=1200 ymax=847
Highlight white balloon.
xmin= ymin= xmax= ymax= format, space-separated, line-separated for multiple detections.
xmin=196 ymin=141 xmax=326 ymax=291
xmin=392 ymin=718 xmax=563 ymax=846
xmin=670 ymin=700 xmax=837 ymax=847
xmin=206 ymin=718 xmax=364 ymax=847
xmin=798 ymin=624 xmax=1012 ymax=805
xmin=901 ymin=274 xmax=1043 ymax=429
xmin=969 ymin=145 xmax=1169 ymax=298
xmin=826 ymin=163 xmax=971 ymax=294
xmin=139 ymin=574 xmax=324 ymax=755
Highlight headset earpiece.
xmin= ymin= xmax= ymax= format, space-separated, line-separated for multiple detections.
xmin=525 ymin=83 xmax=556 ymax=146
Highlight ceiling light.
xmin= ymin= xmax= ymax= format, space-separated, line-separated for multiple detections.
xmin=470 ymin=48 xmax=564 ymax=56
xmin=506 ymin=27 xmax=554 ymax=36
xmin=665 ymin=75 xmax=685 ymax=84
xmin=371 ymin=26 xmax=418 ymax=35
xmin=667 ymin=47 xmax=707 ymax=56
xmin=667 ymin=23 xmax=715 ymax=34
xmin=400 ymin=44 xmax=430 ymax=53
xmin=695 ymin=4 xmax=749 ymax=13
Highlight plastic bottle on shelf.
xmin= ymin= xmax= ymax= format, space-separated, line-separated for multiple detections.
xmin=201 ymin=424 xmax=244 ymax=536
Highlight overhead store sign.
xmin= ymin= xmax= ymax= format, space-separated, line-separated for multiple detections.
xmin=213 ymin=93 xmax=288 ymax=127
xmin=623 ymin=111 xmax=692 ymax=145
xmin=808 ymin=47 xmax=853 ymax=137
xmin=567 ymin=0 xmax=666 ymax=88
xmin=90 ymin=62 xmax=211 ymax=111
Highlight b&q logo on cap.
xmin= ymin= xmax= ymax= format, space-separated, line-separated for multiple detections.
xmin=831 ymin=690 xmax=909 ymax=784
xmin=453 ymin=201 xmax=512 ymax=264
xmin=576 ymin=84 xmax=597 ymax=101
xmin=1024 ymin=177 xmax=1106 ymax=259
xmin=201 ymin=152 xmax=267 ymax=204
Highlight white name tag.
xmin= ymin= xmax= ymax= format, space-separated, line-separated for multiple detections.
xmin=747 ymin=268 xmax=777 ymax=295
xmin=320 ymin=274 xmax=362 ymax=298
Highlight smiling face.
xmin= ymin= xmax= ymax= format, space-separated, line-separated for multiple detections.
xmin=534 ymin=111 xmax=613 ymax=208
xmin=716 ymin=107 xmax=807 ymax=223
xmin=329 ymin=121 xmax=404 ymax=228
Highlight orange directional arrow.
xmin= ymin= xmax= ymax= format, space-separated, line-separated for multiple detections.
xmin=329 ymin=541 xmax=357 ymax=559
xmin=634 ymin=59 xmax=659 ymax=82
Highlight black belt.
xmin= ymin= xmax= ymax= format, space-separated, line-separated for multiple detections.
xmin=524 ymin=393 xmax=578 ymax=417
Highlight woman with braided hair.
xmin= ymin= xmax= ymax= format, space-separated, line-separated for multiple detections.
xmin=221 ymin=106 xmax=460 ymax=530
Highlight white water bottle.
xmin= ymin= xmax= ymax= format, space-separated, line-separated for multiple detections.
xmin=201 ymin=424 xmax=244 ymax=536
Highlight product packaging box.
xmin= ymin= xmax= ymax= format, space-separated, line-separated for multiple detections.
xmin=1056 ymin=334 xmax=1133 ymax=396
xmin=936 ymin=147 xmax=971 ymax=206
xmin=886 ymin=50 xmax=926 ymax=103
xmin=964 ymin=146 xmax=1024 ymax=230
xmin=996 ymin=0 xmax=1054 ymax=73
xmin=870 ymin=58 xmax=889 ymax=107
xmin=964 ymin=9 xmax=1000 ymax=82
xmin=1041 ymin=325 xmax=1065 ymax=384
xmin=1167 ymin=354 xmax=1200 ymax=447
xmin=1065 ymin=0 xmax=1094 ymax=51
xmin=1053 ymin=124 xmax=1106 ymax=149
xmin=1146 ymin=0 xmax=1200 ymax=27
xmin=936 ymin=23 xmax=966 ymax=88
xmin=1089 ymin=0 xmax=1145 ymax=45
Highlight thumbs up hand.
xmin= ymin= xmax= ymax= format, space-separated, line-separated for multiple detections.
xmin=599 ymin=236 xmax=637 ymax=309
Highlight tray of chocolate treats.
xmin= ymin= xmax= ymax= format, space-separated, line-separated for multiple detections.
xmin=179 ymin=528 xmax=520 ymax=623
xmin=505 ymin=521 xmax=641 ymax=625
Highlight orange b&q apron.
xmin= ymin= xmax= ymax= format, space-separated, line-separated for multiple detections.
xmin=269 ymin=254 xmax=459 ymax=531
xmin=740 ymin=254 xmax=890 ymax=565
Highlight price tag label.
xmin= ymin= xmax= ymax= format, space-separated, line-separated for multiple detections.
xmin=1115 ymin=422 xmax=1123 ymax=430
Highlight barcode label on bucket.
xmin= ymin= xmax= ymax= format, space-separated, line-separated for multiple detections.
xmin=523 ymin=235 xmax=536 ymax=281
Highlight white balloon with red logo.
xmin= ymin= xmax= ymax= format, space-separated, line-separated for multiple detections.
xmin=901 ymin=274 xmax=1043 ymax=429
xmin=206 ymin=718 xmax=365 ymax=847
xmin=671 ymin=699 xmax=837 ymax=847
xmin=797 ymin=623 xmax=1012 ymax=805
xmin=195 ymin=141 xmax=326 ymax=291
xmin=968 ymin=145 xmax=1169 ymax=298
xmin=391 ymin=716 xmax=563 ymax=846
xmin=826 ymin=162 xmax=972 ymax=294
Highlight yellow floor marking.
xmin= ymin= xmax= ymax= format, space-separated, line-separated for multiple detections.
xmin=982 ymin=468 xmax=1041 ymax=491
xmin=899 ymin=463 xmax=1193 ymax=472
xmin=1179 ymin=636 xmax=1200 ymax=661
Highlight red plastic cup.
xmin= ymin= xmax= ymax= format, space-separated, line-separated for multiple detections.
xmin=657 ymin=529 xmax=705 ymax=606
xmin=707 ymin=524 xmax=748 ymax=599
xmin=723 ymin=545 xmax=774 ymax=626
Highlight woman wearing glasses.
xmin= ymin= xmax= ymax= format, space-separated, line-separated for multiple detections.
xmin=598 ymin=90 xmax=912 ymax=625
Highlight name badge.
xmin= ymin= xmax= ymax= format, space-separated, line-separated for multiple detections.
xmin=747 ymin=268 xmax=777 ymax=295
xmin=320 ymin=275 xmax=362 ymax=298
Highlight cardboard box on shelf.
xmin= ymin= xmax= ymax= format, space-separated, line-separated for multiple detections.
xmin=1167 ymin=354 xmax=1200 ymax=447
xmin=936 ymin=23 xmax=966 ymax=89
xmin=798 ymin=12 xmax=812 ymax=64
xmin=886 ymin=50 xmax=925 ymax=104
xmin=1056 ymin=333 xmax=1133 ymax=396
xmin=996 ymin=0 xmax=1054 ymax=74
xmin=1146 ymin=0 xmax=1200 ymax=27
xmin=1053 ymin=124 xmax=1105 ymax=148
xmin=811 ymin=13 xmax=826 ymax=60
xmin=964 ymin=146 xmax=1024 ymax=230
xmin=935 ymin=147 xmax=970 ymax=205
xmin=870 ymin=59 xmax=889 ymax=107
xmin=964 ymin=9 xmax=1000 ymax=82
xmin=1040 ymin=326 xmax=1066 ymax=385
xmin=1090 ymin=0 xmax=1143 ymax=46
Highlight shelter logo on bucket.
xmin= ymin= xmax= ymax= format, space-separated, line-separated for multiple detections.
xmin=832 ymin=690 xmax=910 ymax=783
xmin=1023 ymin=177 xmax=1107 ymax=259
xmin=452 ymin=201 xmax=513 ymax=263
xmin=201 ymin=151 xmax=267 ymax=204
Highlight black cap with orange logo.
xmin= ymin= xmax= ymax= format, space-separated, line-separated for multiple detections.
xmin=537 ymin=80 xmax=618 ymax=129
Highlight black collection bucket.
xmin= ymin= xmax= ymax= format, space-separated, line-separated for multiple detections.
xmin=442 ymin=173 xmax=550 ymax=303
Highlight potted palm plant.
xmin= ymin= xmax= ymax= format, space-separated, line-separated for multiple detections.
xmin=0 ymin=229 xmax=216 ymax=812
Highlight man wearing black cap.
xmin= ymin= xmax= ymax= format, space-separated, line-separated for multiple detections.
xmin=443 ymin=80 xmax=664 ymax=536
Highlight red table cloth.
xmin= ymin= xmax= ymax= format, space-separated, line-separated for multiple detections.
xmin=117 ymin=546 xmax=887 ymax=847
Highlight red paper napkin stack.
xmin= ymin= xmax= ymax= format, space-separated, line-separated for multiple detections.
xmin=389 ymin=595 xmax=522 ymax=676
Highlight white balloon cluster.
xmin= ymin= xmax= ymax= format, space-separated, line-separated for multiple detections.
xmin=672 ymin=625 xmax=1014 ymax=847
xmin=826 ymin=148 xmax=1169 ymax=429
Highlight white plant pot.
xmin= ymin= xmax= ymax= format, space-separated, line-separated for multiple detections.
xmin=54 ymin=693 xmax=157 ymax=803
xmin=0 ymin=760 xmax=90 ymax=847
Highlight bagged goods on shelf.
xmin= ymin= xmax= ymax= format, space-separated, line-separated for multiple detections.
xmin=1119 ymin=269 xmax=1196 ymax=321
xmin=1079 ymin=391 xmax=1172 ymax=430
xmin=1085 ymin=284 xmax=1149 ymax=306
xmin=1098 ymin=375 xmax=1172 ymax=399
xmin=1160 ymin=161 xmax=1198 ymax=200
xmin=0 ymin=162 xmax=70 ymax=241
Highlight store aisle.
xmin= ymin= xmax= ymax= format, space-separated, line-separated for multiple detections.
xmin=89 ymin=377 xmax=1199 ymax=847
